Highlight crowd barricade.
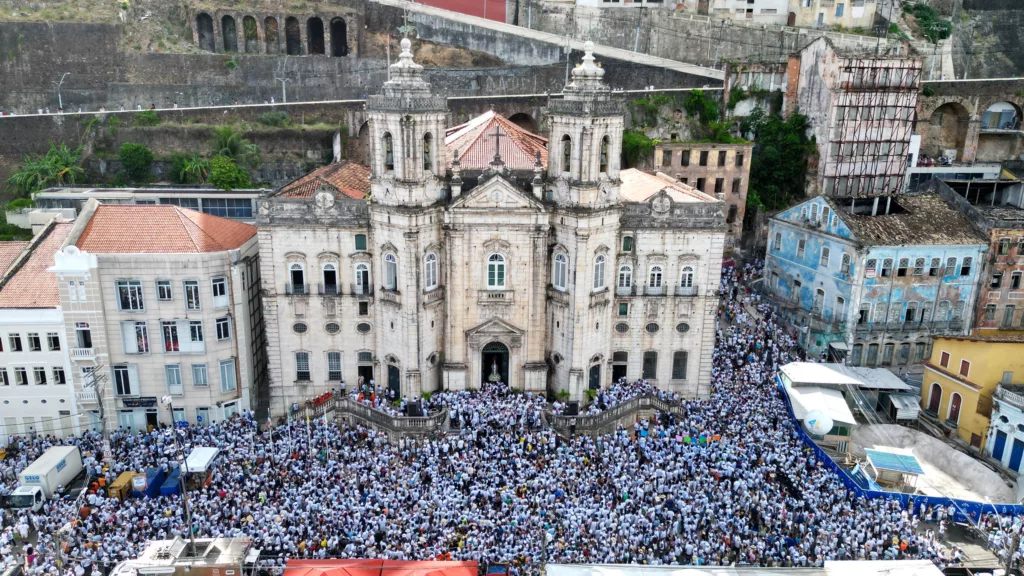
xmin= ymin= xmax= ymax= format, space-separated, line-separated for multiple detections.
xmin=775 ymin=375 xmax=1024 ymax=525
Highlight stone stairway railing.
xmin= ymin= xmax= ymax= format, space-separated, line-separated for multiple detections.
xmin=547 ymin=395 xmax=684 ymax=437
xmin=334 ymin=397 xmax=449 ymax=439
xmin=328 ymin=393 xmax=682 ymax=439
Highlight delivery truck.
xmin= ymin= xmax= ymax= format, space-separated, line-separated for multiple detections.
xmin=8 ymin=446 xmax=84 ymax=511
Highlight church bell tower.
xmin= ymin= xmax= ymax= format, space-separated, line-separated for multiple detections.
xmin=546 ymin=41 xmax=623 ymax=207
xmin=367 ymin=38 xmax=448 ymax=206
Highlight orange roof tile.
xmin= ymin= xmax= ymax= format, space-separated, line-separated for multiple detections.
xmin=277 ymin=162 xmax=371 ymax=199
xmin=445 ymin=111 xmax=548 ymax=171
xmin=76 ymin=205 xmax=257 ymax=254
xmin=0 ymin=241 xmax=29 ymax=276
xmin=619 ymin=169 xmax=719 ymax=204
xmin=0 ymin=223 xmax=73 ymax=309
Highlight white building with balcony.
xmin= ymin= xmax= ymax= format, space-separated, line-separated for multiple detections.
xmin=49 ymin=200 xmax=267 ymax=432
xmin=0 ymin=222 xmax=83 ymax=443
xmin=989 ymin=384 xmax=1024 ymax=474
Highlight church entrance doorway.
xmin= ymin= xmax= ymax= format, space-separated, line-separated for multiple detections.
xmin=387 ymin=365 xmax=400 ymax=399
xmin=589 ymin=364 xmax=601 ymax=390
xmin=482 ymin=342 xmax=509 ymax=386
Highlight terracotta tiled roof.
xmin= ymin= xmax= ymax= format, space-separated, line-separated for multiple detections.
xmin=0 ymin=223 xmax=73 ymax=309
xmin=446 ymin=111 xmax=548 ymax=171
xmin=0 ymin=241 xmax=29 ymax=276
xmin=276 ymin=162 xmax=370 ymax=199
xmin=619 ymin=169 xmax=719 ymax=203
xmin=76 ymin=205 xmax=257 ymax=254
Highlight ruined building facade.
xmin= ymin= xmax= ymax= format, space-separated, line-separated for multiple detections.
xmin=257 ymin=40 xmax=726 ymax=416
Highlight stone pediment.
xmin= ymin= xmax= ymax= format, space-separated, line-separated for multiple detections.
xmin=466 ymin=316 xmax=524 ymax=338
xmin=466 ymin=317 xmax=525 ymax=349
xmin=450 ymin=175 xmax=544 ymax=212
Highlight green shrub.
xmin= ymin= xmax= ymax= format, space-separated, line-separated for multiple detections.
xmin=683 ymin=90 xmax=721 ymax=124
xmin=5 ymin=198 xmax=33 ymax=212
xmin=259 ymin=111 xmax=291 ymax=127
xmin=107 ymin=115 xmax=122 ymax=136
xmin=133 ymin=110 xmax=160 ymax=127
xmin=119 ymin=143 xmax=153 ymax=181
xmin=209 ymin=156 xmax=251 ymax=191
xmin=621 ymin=130 xmax=656 ymax=168
xmin=4 ymin=142 xmax=85 ymax=198
xmin=905 ymin=2 xmax=952 ymax=43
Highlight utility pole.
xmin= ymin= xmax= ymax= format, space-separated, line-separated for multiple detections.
xmin=633 ymin=4 xmax=643 ymax=53
xmin=51 ymin=72 xmax=70 ymax=112
xmin=162 ymin=395 xmax=200 ymax=554
xmin=83 ymin=365 xmax=112 ymax=462
xmin=274 ymin=77 xmax=289 ymax=103
xmin=713 ymin=19 xmax=725 ymax=66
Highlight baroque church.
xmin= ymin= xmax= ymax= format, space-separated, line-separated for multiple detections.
xmin=257 ymin=38 xmax=727 ymax=417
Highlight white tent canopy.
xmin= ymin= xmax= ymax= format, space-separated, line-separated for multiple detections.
xmin=183 ymin=447 xmax=220 ymax=474
xmin=779 ymin=362 xmax=911 ymax=392
xmin=787 ymin=386 xmax=856 ymax=425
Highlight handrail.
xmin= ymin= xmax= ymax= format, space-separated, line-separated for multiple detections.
xmin=335 ymin=397 xmax=449 ymax=436
xmin=547 ymin=394 xmax=683 ymax=435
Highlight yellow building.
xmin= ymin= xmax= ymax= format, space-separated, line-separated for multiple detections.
xmin=789 ymin=0 xmax=879 ymax=30
xmin=921 ymin=335 xmax=1024 ymax=450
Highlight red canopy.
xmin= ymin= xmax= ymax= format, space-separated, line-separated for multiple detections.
xmin=284 ymin=559 xmax=479 ymax=576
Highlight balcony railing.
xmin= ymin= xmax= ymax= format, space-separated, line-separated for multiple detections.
xmin=677 ymin=285 xmax=698 ymax=297
xmin=75 ymin=390 xmax=98 ymax=405
xmin=645 ymin=285 xmax=664 ymax=296
xmin=423 ymin=287 xmax=445 ymax=305
xmin=854 ymin=319 xmax=965 ymax=333
xmin=995 ymin=385 xmax=1024 ymax=409
xmin=350 ymin=284 xmax=373 ymax=297
xmin=547 ymin=285 xmax=570 ymax=305
xmin=480 ymin=290 xmax=514 ymax=304
xmin=335 ymin=397 xmax=449 ymax=437
xmin=319 ymin=283 xmax=340 ymax=296
xmin=285 ymin=283 xmax=309 ymax=296
xmin=380 ymin=289 xmax=401 ymax=306
xmin=616 ymin=285 xmax=635 ymax=297
xmin=590 ymin=290 xmax=610 ymax=307
xmin=71 ymin=347 xmax=95 ymax=360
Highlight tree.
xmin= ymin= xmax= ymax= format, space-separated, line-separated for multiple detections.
xmin=742 ymin=108 xmax=815 ymax=212
xmin=118 ymin=143 xmax=154 ymax=182
xmin=209 ymin=155 xmax=251 ymax=191
xmin=210 ymin=126 xmax=260 ymax=169
xmin=171 ymin=153 xmax=210 ymax=184
xmin=4 ymin=142 xmax=85 ymax=198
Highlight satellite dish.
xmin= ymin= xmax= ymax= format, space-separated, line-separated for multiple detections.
xmin=804 ymin=409 xmax=834 ymax=436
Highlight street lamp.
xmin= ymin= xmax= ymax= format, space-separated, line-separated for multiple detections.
xmin=274 ymin=77 xmax=289 ymax=104
xmin=52 ymin=73 xmax=70 ymax=112
xmin=161 ymin=395 xmax=200 ymax=555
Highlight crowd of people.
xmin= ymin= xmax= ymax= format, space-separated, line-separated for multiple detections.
xmin=0 ymin=260 xmax=1017 ymax=576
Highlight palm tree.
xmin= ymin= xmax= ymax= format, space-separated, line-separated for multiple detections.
xmin=4 ymin=142 xmax=85 ymax=198
xmin=179 ymin=153 xmax=210 ymax=184
xmin=210 ymin=126 xmax=260 ymax=169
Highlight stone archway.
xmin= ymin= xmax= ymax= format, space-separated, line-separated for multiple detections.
xmin=925 ymin=102 xmax=970 ymax=160
xmin=307 ymin=17 xmax=325 ymax=55
xmin=243 ymin=15 xmax=259 ymax=54
xmin=330 ymin=17 xmax=348 ymax=57
xmin=264 ymin=17 xmax=279 ymax=54
xmin=285 ymin=16 xmax=302 ymax=55
xmin=221 ymin=15 xmax=238 ymax=53
xmin=196 ymin=13 xmax=215 ymax=52
xmin=508 ymin=112 xmax=539 ymax=133
xmin=482 ymin=342 xmax=510 ymax=385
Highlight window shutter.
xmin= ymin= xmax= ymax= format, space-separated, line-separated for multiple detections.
xmin=121 ymin=321 xmax=138 ymax=354
xmin=127 ymin=365 xmax=140 ymax=394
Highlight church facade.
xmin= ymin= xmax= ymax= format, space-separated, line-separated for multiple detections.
xmin=257 ymin=40 xmax=727 ymax=417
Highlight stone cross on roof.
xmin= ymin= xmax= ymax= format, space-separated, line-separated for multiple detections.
xmin=487 ymin=125 xmax=505 ymax=166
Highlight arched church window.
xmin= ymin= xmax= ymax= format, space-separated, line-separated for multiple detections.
xmin=594 ymin=255 xmax=606 ymax=290
xmin=384 ymin=254 xmax=398 ymax=291
xmin=553 ymin=253 xmax=568 ymax=291
xmin=383 ymin=132 xmax=394 ymax=171
xmin=680 ymin=265 xmax=694 ymax=288
xmin=618 ymin=265 xmax=632 ymax=289
xmin=423 ymin=133 xmax=433 ymax=172
xmin=424 ymin=253 xmax=438 ymax=290
xmin=600 ymin=136 xmax=610 ymax=174
xmin=561 ymin=135 xmax=572 ymax=174
xmin=488 ymin=254 xmax=506 ymax=289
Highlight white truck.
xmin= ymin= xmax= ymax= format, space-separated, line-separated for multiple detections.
xmin=8 ymin=446 xmax=84 ymax=511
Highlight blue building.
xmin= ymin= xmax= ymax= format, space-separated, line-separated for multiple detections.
xmin=764 ymin=193 xmax=988 ymax=366
xmin=990 ymin=384 xmax=1024 ymax=473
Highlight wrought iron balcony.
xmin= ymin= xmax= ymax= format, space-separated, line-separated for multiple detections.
xmin=285 ymin=283 xmax=309 ymax=296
